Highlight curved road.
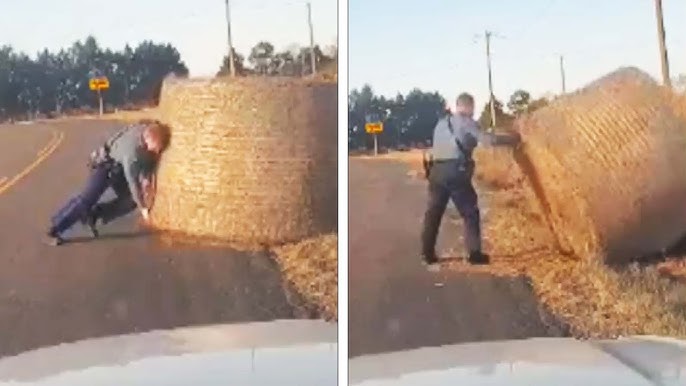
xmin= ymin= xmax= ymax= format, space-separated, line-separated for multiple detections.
xmin=0 ymin=120 xmax=303 ymax=358
xmin=348 ymin=158 xmax=567 ymax=358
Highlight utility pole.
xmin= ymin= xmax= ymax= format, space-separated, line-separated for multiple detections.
xmin=224 ymin=0 xmax=236 ymax=77
xmin=484 ymin=30 xmax=496 ymax=129
xmin=559 ymin=55 xmax=567 ymax=94
xmin=307 ymin=2 xmax=316 ymax=75
xmin=654 ymin=0 xmax=671 ymax=87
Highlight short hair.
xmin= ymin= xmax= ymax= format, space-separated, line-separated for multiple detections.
xmin=140 ymin=119 xmax=171 ymax=151
xmin=456 ymin=93 xmax=475 ymax=106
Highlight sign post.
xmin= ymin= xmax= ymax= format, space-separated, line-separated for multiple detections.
xmin=89 ymin=76 xmax=110 ymax=116
xmin=97 ymin=89 xmax=103 ymax=116
xmin=365 ymin=122 xmax=384 ymax=156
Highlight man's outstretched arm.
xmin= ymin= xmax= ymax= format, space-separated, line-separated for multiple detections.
xmin=463 ymin=119 xmax=521 ymax=147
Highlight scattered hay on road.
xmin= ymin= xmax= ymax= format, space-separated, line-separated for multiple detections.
xmin=274 ymin=234 xmax=338 ymax=321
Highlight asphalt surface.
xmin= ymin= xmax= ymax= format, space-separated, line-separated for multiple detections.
xmin=348 ymin=158 xmax=566 ymax=358
xmin=0 ymin=120 xmax=302 ymax=358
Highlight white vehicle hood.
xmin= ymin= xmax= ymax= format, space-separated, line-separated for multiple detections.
xmin=350 ymin=336 xmax=686 ymax=386
xmin=0 ymin=319 xmax=337 ymax=385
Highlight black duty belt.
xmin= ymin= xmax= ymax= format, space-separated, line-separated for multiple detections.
xmin=434 ymin=158 xmax=473 ymax=165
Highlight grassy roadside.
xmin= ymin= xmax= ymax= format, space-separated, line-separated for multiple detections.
xmin=370 ymin=148 xmax=686 ymax=339
xmin=273 ymin=234 xmax=338 ymax=321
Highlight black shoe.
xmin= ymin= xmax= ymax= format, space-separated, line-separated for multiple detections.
xmin=44 ymin=230 xmax=64 ymax=246
xmin=468 ymin=251 xmax=490 ymax=265
xmin=81 ymin=211 xmax=99 ymax=238
xmin=421 ymin=253 xmax=439 ymax=265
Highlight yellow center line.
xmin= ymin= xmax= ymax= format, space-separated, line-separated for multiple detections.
xmin=0 ymin=129 xmax=65 ymax=196
xmin=36 ymin=130 xmax=59 ymax=157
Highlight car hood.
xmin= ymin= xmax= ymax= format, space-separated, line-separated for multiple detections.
xmin=350 ymin=336 xmax=686 ymax=386
xmin=0 ymin=319 xmax=337 ymax=385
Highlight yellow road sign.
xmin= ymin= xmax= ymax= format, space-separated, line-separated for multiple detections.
xmin=89 ymin=77 xmax=110 ymax=91
xmin=365 ymin=122 xmax=383 ymax=134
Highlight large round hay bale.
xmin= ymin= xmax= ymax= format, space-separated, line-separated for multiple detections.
xmin=151 ymin=76 xmax=337 ymax=246
xmin=518 ymin=67 xmax=686 ymax=262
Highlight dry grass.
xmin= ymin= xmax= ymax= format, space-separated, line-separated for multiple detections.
xmin=273 ymin=233 xmax=338 ymax=321
xmin=351 ymin=148 xmax=427 ymax=178
xmin=390 ymin=147 xmax=686 ymax=339
xmin=107 ymin=108 xmax=162 ymax=122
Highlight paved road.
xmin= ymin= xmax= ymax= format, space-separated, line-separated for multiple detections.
xmin=348 ymin=158 xmax=566 ymax=358
xmin=0 ymin=120 xmax=304 ymax=358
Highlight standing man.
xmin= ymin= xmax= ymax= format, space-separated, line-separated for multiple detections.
xmin=421 ymin=93 xmax=520 ymax=265
xmin=45 ymin=120 xmax=171 ymax=246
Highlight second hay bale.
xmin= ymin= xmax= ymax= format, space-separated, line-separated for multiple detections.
xmin=151 ymin=76 xmax=337 ymax=245
xmin=519 ymin=67 xmax=686 ymax=262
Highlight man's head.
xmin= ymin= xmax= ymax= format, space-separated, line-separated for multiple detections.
xmin=140 ymin=119 xmax=171 ymax=155
xmin=455 ymin=93 xmax=475 ymax=117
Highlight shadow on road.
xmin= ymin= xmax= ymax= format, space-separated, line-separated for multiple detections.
xmin=439 ymin=246 xmax=550 ymax=261
xmin=66 ymin=230 xmax=156 ymax=244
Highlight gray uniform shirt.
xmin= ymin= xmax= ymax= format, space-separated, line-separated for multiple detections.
xmin=431 ymin=113 xmax=515 ymax=161
xmin=107 ymin=124 xmax=156 ymax=209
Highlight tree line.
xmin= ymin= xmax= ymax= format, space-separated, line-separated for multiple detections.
xmin=348 ymin=84 xmax=550 ymax=150
xmin=0 ymin=36 xmax=336 ymax=121
xmin=218 ymin=41 xmax=337 ymax=77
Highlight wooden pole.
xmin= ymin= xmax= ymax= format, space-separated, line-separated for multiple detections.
xmin=307 ymin=2 xmax=316 ymax=75
xmin=559 ymin=55 xmax=567 ymax=94
xmin=654 ymin=0 xmax=671 ymax=87
xmin=225 ymin=0 xmax=236 ymax=77
xmin=485 ymin=31 xmax=496 ymax=129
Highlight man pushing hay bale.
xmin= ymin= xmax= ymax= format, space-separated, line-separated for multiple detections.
xmin=150 ymin=76 xmax=337 ymax=247
xmin=516 ymin=67 xmax=686 ymax=263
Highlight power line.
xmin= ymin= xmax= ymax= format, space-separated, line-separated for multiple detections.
xmin=509 ymin=0 xmax=559 ymax=40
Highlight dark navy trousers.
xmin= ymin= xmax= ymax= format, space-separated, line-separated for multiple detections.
xmin=421 ymin=159 xmax=481 ymax=257
xmin=50 ymin=163 xmax=137 ymax=236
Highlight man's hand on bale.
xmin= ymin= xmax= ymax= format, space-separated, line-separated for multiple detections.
xmin=504 ymin=131 xmax=522 ymax=149
xmin=141 ymin=208 xmax=151 ymax=222
xmin=141 ymin=177 xmax=156 ymax=211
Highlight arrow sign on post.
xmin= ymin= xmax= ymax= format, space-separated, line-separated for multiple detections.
xmin=365 ymin=122 xmax=384 ymax=156
xmin=89 ymin=76 xmax=110 ymax=116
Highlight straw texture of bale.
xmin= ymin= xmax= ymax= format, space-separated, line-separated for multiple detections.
xmin=518 ymin=67 xmax=686 ymax=262
xmin=151 ymin=76 xmax=337 ymax=245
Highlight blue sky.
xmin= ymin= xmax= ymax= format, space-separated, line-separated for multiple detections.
xmin=0 ymin=0 xmax=337 ymax=76
xmin=350 ymin=0 xmax=686 ymax=110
